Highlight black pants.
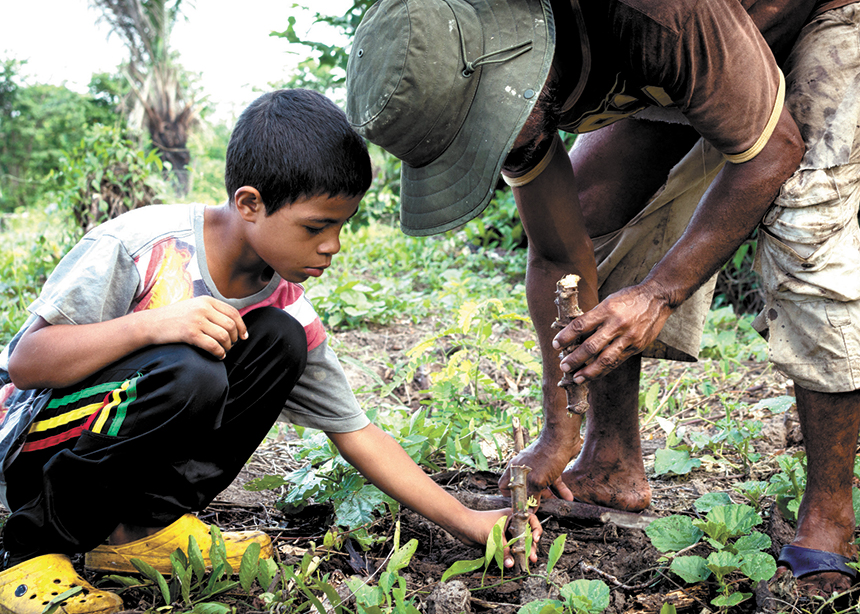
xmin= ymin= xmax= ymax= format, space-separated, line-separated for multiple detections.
xmin=1 ymin=307 xmax=306 ymax=566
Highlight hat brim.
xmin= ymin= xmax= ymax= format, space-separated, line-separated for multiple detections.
xmin=398 ymin=0 xmax=555 ymax=236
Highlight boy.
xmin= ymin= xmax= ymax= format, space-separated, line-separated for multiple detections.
xmin=0 ymin=89 xmax=539 ymax=614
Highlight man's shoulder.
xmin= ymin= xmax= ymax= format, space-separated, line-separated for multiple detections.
xmin=608 ymin=0 xmax=735 ymax=34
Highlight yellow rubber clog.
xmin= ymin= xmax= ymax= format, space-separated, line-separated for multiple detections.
xmin=0 ymin=554 xmax=123 ymax=614
xmin=84 ymin=514 xmax=273 ymax=574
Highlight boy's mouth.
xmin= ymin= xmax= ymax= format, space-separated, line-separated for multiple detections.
xmin=304 ymin=266 xmax=328 ymax=277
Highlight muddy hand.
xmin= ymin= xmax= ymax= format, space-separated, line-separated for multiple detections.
xmin=553 ymin=283 xmax=673 ymax=383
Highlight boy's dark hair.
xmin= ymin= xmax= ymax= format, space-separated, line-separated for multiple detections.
xmin=225 ymin=89 xmax=372 ymax=214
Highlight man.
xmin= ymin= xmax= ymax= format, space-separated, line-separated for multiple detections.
xmin=346 ymin=0 xmax=859 ymax=597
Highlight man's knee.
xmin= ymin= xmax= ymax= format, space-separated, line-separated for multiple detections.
xmin=241 ymin=307 xmax=308 ymax=376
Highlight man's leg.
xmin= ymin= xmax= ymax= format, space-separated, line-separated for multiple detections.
xmin=555 ymin=120 xmax=702 ymax=509
xmin=756 ymin=3 xmax=860 ymax=594
xmin=503 ymin=117 xmax=704 ymax=507
xmin=787 ymin=387 xmax=860 ymax=595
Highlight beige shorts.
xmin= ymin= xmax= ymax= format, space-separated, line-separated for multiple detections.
xmin=591 ymin=5 xmax=860 ymax=392
xmin=754 ymin=4 xmax=860 ymax=393
xmin=588 ymin=137 xmax=726 ymax=362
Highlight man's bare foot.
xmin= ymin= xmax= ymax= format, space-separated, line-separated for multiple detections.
xmin=560 ymin=457 xmax=651 ymax=512
xmin=499 ymin=430 xmax=583 ymax=498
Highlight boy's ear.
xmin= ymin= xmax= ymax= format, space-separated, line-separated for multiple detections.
xmin=234 ymin=187 xmax=265 ymax=221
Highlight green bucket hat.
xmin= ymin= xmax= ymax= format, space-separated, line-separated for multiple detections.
xmin=346 ymin=0 xmax=555 ymax=236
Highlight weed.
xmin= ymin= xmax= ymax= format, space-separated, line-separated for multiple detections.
xmin=98 ymin=526 xmax=264 ymax=613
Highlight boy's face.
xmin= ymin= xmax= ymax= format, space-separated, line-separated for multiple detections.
xmin=251 ymin=193 xmax=362 ymax=283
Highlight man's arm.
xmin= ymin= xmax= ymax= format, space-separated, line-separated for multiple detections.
xmin=328 ymin=424 xmax=542 ymax=567
xmin=555 ymin=107 xmax=804 ymax=383
xmin=7 ymin=296 xmax=247 ymax=390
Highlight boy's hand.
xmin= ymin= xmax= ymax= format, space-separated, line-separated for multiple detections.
xmin=147 ymin=296 xmax=248 ymax=359
xmin=465 ymin=509 xmax=543 ymax=569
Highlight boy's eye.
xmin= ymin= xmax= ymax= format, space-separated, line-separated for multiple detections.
xmin=305 ymin=226 xmax=325 ymax=236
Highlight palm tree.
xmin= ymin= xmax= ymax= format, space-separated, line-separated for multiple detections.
xmin=91 ymin=0 xmax=196 ymax=193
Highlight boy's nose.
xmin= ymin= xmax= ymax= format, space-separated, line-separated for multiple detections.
xmin=320 ymin=234 xmax=341 ymax=255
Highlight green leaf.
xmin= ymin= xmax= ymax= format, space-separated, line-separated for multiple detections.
xmin=516 ymin=600 xmax=565 ymax=614
xmin=752 ymin=395 xmax=795 ymax=414
xmin=669 ymin=556 xmax=711 ymax=583
xmin=487 ymin=515 xmax=507 ymax=571
xmin=239 ymin=542 xmax=262 ymax=592
xmin=333 ymin=482 xmax=388 ymax=529
xmin=441 ymin=557 xmax=485 ymax=582
xmin=853 ymin=486 xmax=860 ymax=525
xmin=654 ymin=448 xmax=701 ymax=476
xmin=257 ymin=557 xmax=279 ymax=592
xmin=712 ymin=591 xmax=749 ymax=607
xmin=41 ymin=586 xmax=84 ymax=614
xmin=660 ymin=604 xmax=678 ymax=614
xmin=645 ymin=515 xmax=703 ymax=552
xmin=733 ymin=531 xmax=771 ymax=555
xmin=191 ymin=603 xmax=233 ymax=614
xmin=694 ymin=492 xmax=732 ymax=513
xmin=706 ymin=550 xmax=742 ymax=579
xmin=209 ymin=525 xmax=232 ymax=578
xmin=188 ymin=535 xmax=207 ymax=583
xmin=740 ymin=551 xmax=777 ymax=583
xmin=387 ymin=539 xmax=418 ymax=574
xmin=559 ymin=579 xmax=610 ymax=614
xmin=244 ymin=474 xmax=291 ymax=491
xmin=547 ymin=534 xmax=566 ymax=575
xmin=131 ymin=558 xmax=171 ymax=605
xmin=705 ymin=504 xmax=762 ymax=537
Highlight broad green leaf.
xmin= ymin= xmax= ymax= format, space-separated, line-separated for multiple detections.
xmin=740 ymin=551 xmax=777 ymax=583
xmin=670 ymin=556 xmax=711 ymax=583
xmin=333 ymin=481 xmax=388 ymax=529
xmin=660 ymin=604 xmax=678 ymax=614
xmin=560 ymin=579 xmax=610 ymax=614
xmin=517 ymin=600 xmax=565 ymax=614
xmin=239 ymin=542 xmax=262 ymax=592
xmin=131 ymin=558 xmax=171 ymax=605
xmin=441 ymin=557 xmax=485 ymax=582
xmin=752 ymin=395 xmax=795 ymax=414
xmin=711 ymin=592 xmax=749 ymax=607
xmin=244 ymin=474 xmax=291 ymax=491
xmin=706 ymin=550 xmax=742 ymax=579
xmin=733 ymin=531 xmax=771 ymax=555
xmin=694 ymin=492 xmax=732 ymax=513
xmin=654 ymin=448 xmax=701 ymax=476
xmin=645 ymin=515 xmax=703 ymax=552
xmin=547 ymin=534 xmax=567 ymax=575
xmin=192 ymin=604 xmax=233 ymax=614
xmin=705 ymin=504 xmax=761 ymax=537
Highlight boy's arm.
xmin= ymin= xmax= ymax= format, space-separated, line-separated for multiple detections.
xmin=327 ymin=424 xmax=541 ymax=568
xmin=8 ymin=296 xmax=247 ymax=390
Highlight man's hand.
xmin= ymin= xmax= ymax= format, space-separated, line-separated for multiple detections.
xmin=553 ymin=282 xmax=674 ymax=383
xmin=146 ymin=296 xmax=247 ymax=359
xmin=465 ymin=509 xmax=544 ymax=568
